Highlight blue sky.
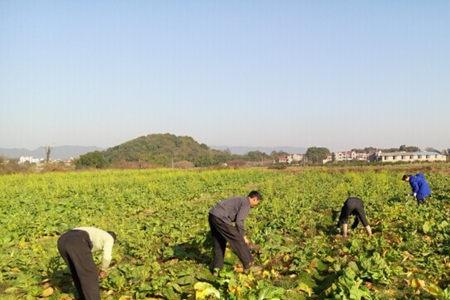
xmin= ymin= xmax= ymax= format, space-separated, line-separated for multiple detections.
xmin=1 ymin=1 xmax=449 ymax=151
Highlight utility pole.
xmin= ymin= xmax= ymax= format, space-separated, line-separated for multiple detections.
xmin=45 ymin=146 xmax=51 ymax=163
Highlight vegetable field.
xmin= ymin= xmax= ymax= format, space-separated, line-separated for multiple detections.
xmin=0 ymin=168 xmax=449 ymax=299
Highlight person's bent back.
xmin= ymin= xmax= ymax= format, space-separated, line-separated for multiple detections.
xmin=337 ymin=197 xmax=372 ymax=238
xmin=57 ymin=227 xmax=116 ymax=300
xmin=208 ymin=191 xmax=262 ymax=273
xmin=402 ymin=173 xmax=431 ymax=204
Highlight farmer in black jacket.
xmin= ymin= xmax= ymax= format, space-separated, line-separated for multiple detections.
xmin=337 ymin=197 xmax=372 ymax=238
xmin=208 ymin=191 xmax=262 ymax=272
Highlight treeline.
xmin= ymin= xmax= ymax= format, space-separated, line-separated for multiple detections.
xmin=4 ymin=137 xmax=447 ymax=173
xmin=75 ymin=137 xmax=448 ymax=169
xmin=351 ymin=145 xmax=421 ymax=153
xmin=74 ymin=134 xmax=283 ymax=169
xmin=351 ymin=145 xmax=446 ymax=154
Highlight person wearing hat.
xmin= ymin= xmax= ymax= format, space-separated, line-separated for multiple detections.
xmin=57 ymin=227 xmax=116 ymax=300
xmin=208 ymin=191 xmax=262 ymax=273
xmin=402 ymin=173 xmax=431 ymax=204
xmin=337 ymin=197 xmax=372 ymax=238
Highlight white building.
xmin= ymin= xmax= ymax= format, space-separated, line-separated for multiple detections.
xmin=275 ymin=153 xmax=305 ymax=164
xmin=323 ymin=155 xmax=333 ymax=164
xmin=376 ymin=151 xmax=446 ymax=163
xmin=334 ymin=151 xmax=357 ymax=161
xmin=291 ymin=153 xmax=304 ymax=162
xmin=18 ymin=156 xmax=44 ymax=164
xmin=277 ymin=156 xmax=291 ymax=164
xmin=355 ymin=152 xmax=369 ymax=161
xmin=334 ymin=151 xmax=371 ymax=162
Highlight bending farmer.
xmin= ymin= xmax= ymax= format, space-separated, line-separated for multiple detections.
xmin=208 ymin=191 xmax=262 ymax=272
xmin=57 ymin=227 xmax=116 ymax=300
xmin=402 ymin=173 xmax=431 ymax=204
xmin=337 ymin=197 xmax=372 ymax=238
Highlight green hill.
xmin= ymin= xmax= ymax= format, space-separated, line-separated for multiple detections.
xmin=76 ymin=133 xmax=232 ymax=168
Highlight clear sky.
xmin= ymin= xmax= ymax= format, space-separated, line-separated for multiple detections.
xmin=1 ymin=1 xmax=449 ymax=151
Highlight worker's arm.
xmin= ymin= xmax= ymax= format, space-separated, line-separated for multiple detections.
xmin=355 ymin=210 xmax=371 ymax=237
xmin=100 ymin=237 xmax=114 ymax=271
xmin=342 ymin=223 xmax=349 ymax=238
xmin=337 ymin=205 xmax=350 ymax=237
xmin=365 ymin=225 xmax=372 ymax=237
xmin=235 ymin=202 xmax=250 ymax=237
xmin=410 ymin=179 xmax=419 ymax=198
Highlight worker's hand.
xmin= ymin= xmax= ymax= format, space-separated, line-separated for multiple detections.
xmin=244 ymin=236 xmax=250 ymax=245
xmin=365 ymin=225 xmax=373 ymax=237
xmin=413 ymin=193 xmax=417 ymax=198
xmin=99 ymin=270 xmax=108 ymax=279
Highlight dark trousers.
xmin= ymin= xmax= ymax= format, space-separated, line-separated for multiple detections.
xmin=339 ymin=197 xmax=369 ymax=228
xmin=208 ymin=213 xmax=252 ymax=270
xmin=57 ymin=230 xmax=99 ymax=300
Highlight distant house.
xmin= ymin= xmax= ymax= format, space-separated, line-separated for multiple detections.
xmin=355 ymin=152 xmax=369 ymax=161
xmin=375 ymin=151 xmax=446 ymax=163
xmin=323 ymin=155 xmax=333 ymax=164
xmin=276 ymin=156 xmax=290 ymax=164
xmin=291 ymin=153 xmax=304 ymax=162
xmin=18 ymin=156 xmax=43 ymax=164
xmin=334 ymin=151 xmax=356 ymax=161
xmin=334 ymin=150 xmax=371 ymax=162
xmin=275 ymin=153 xmax=304 ymax=164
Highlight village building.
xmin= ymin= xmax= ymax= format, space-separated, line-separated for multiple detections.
xmin=355 ymin=152 xmax=369 ymax=161
xmin=375 ymin=151 xmax=447 ymax=163
xmin=322 ymin=155 xmax=333 ymax=164
xmin=276 ymin=156 xmax=291 ymax=164
xmin=18 ymin=156 xmax=44 ymax=164
xmin=275 ymin=153 xmax=305 ymax=164
xmin=334 ymin=151 xmax=356 ymax=161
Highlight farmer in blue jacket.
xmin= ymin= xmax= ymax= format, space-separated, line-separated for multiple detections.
xmin=402 ymin=173 xmax=431 ymax=204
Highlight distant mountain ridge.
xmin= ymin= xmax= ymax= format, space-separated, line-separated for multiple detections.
xmin=212 ymin=146 xmax=306 ymax=155
xmin=0 ymin=146 xmax=103 ymax=160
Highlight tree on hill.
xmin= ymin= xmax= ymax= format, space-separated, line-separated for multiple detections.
xmin=351 ymin=147 xmax=378 ymax=153
xmin=75 ymin=151 xmax=107 ymax=169
xmin=243 ymin=151 xmax=271 ymax=162
xmin=270 ymin=151 xmax=289 ymax=158
xmin=305 ymin=147 xmax=330 ymax=164
xmin=399 ymin=145 xmax=420 ymax=152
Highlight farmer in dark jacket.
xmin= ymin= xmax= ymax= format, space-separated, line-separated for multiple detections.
xmin=337 ymin=197 xmax=372 ymax=238
xmin=402 ymin=173 xmax=431 ymax=204
xmin=208 ymin=191 xmax=262 ymax=272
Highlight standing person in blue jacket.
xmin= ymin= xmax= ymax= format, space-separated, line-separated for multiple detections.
xmin=402 ymin=173 xmax=431 ymax=204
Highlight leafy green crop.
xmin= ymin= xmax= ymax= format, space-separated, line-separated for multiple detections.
xmin=0 ymin=168 xmax=449 ymax=299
